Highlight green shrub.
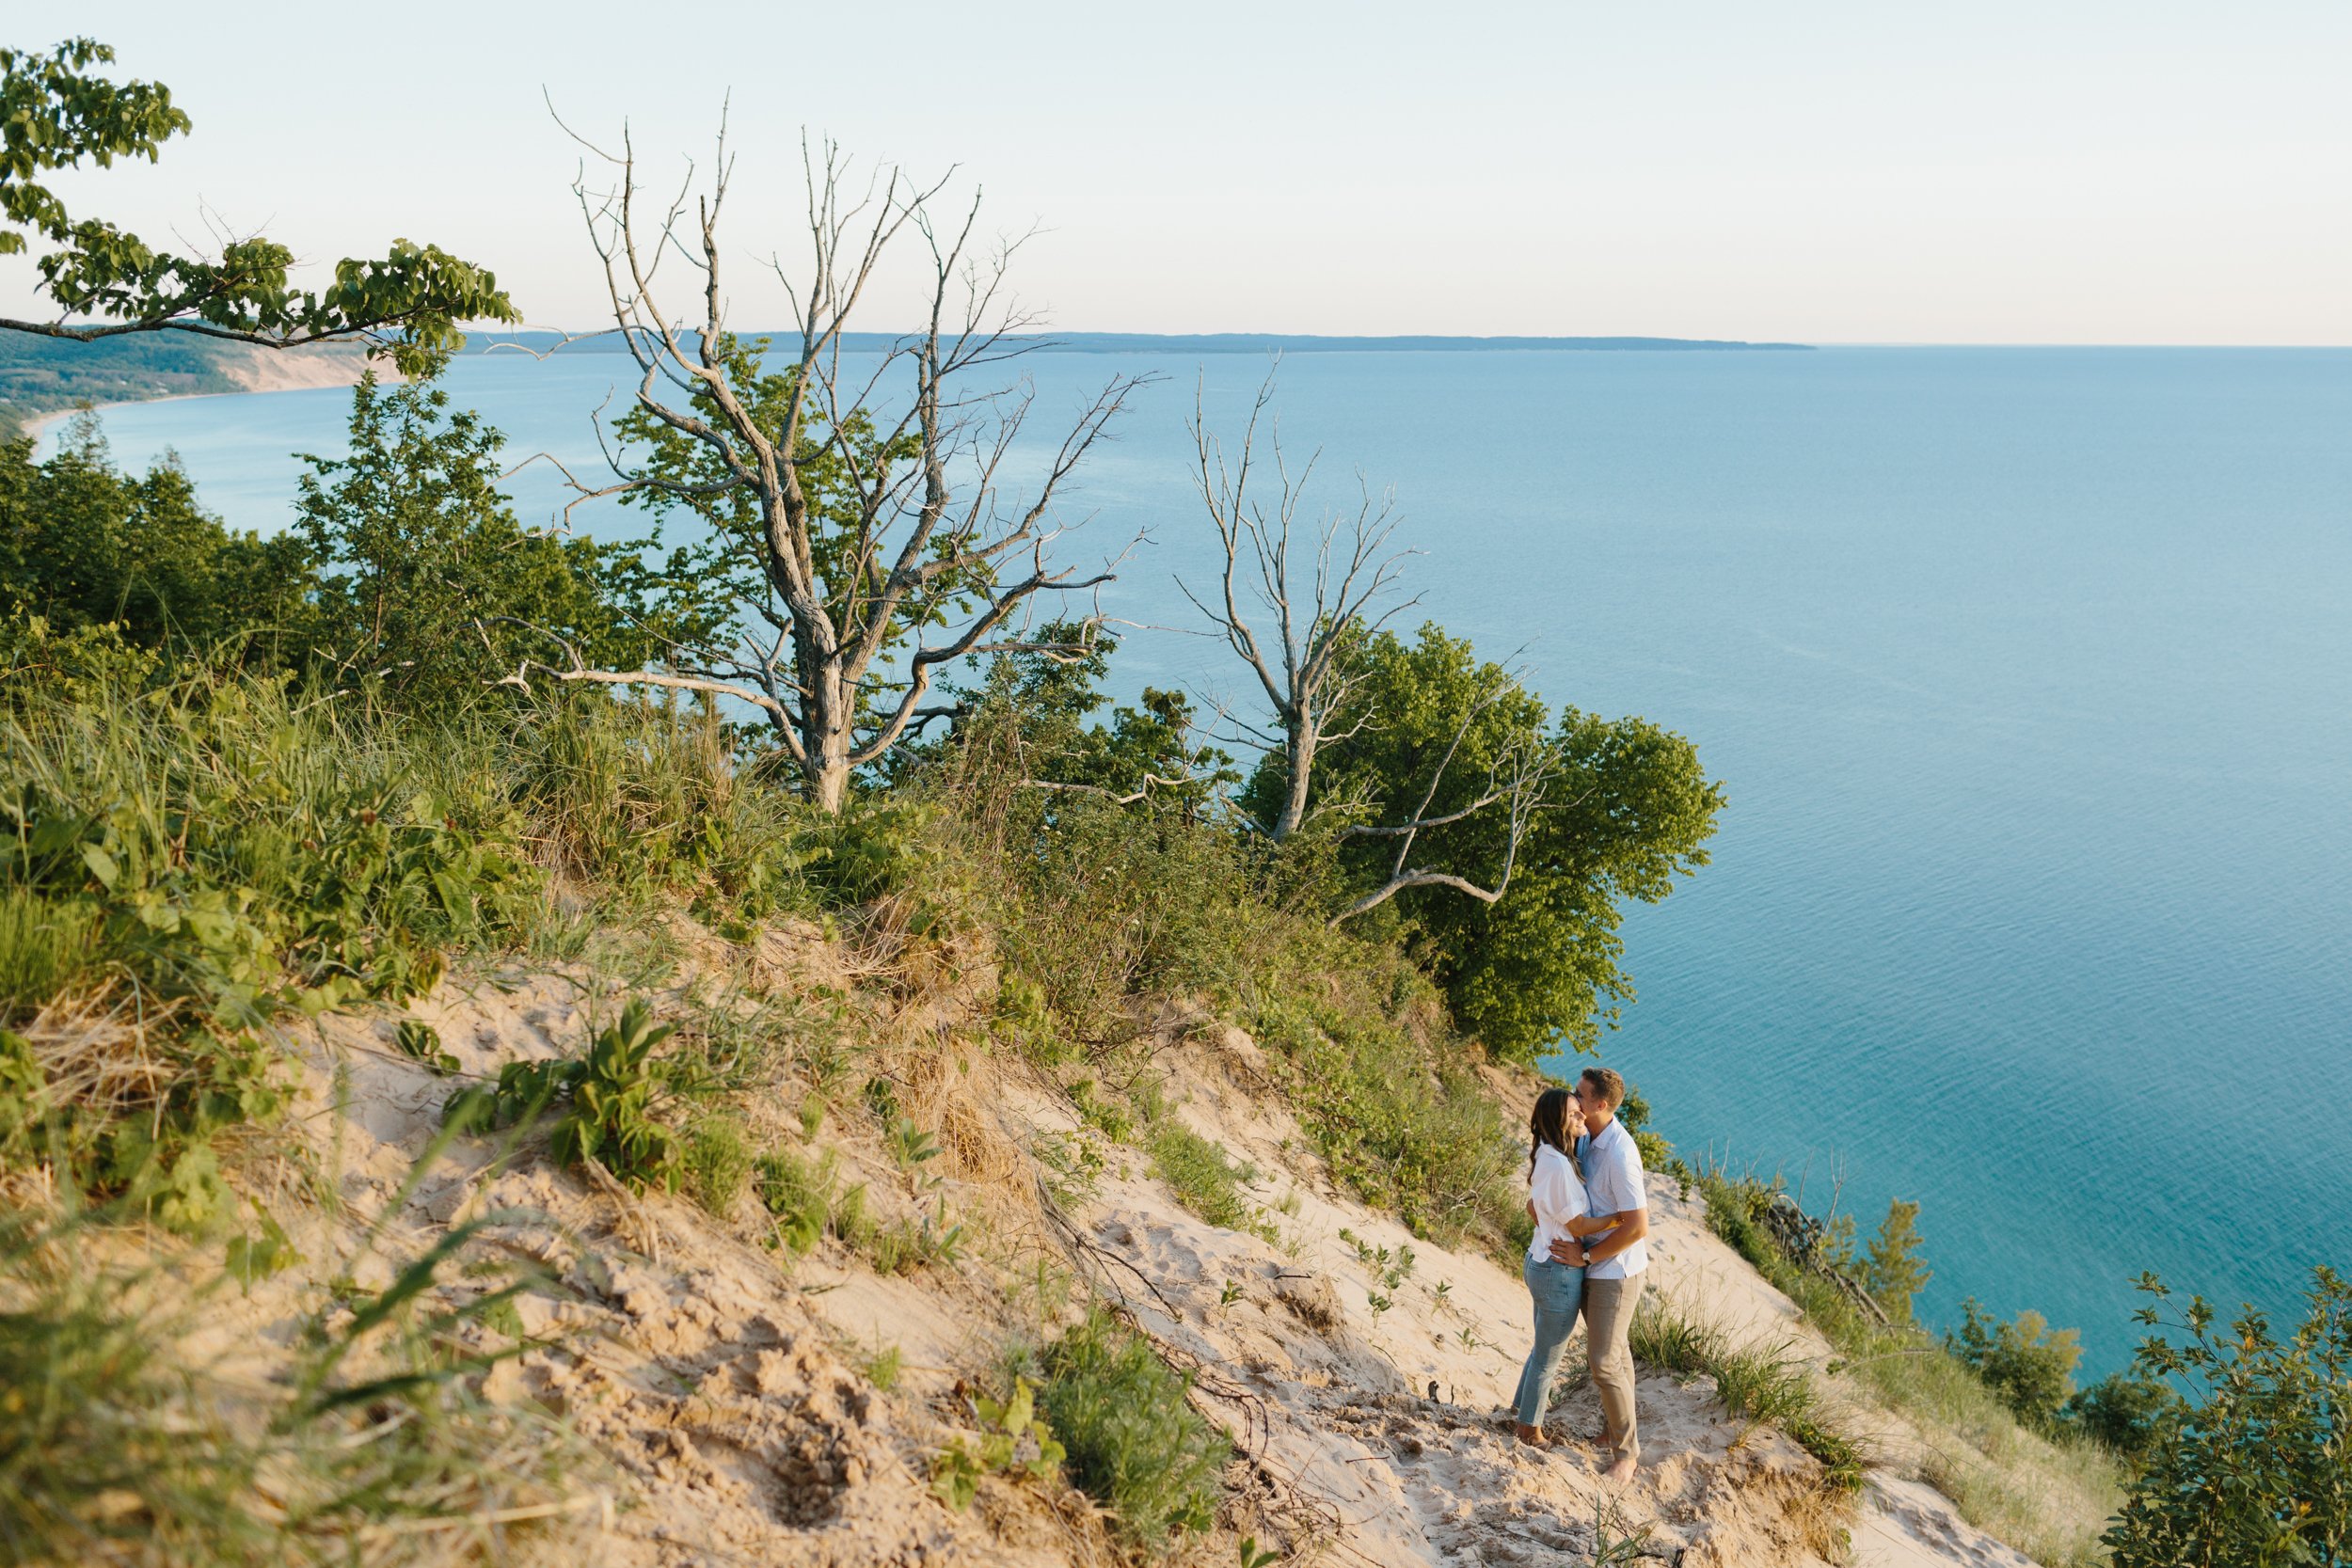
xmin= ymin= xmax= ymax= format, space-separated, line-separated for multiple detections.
xmin=755 ymin=1148 xmax=870 ymax=1255
xmin=509 ymin=696 xmax=813 ymax=922
xmin=2105 ymin=1266 xmax=2350 ymax=1566
xmin=0 ymin=671 xmax=557 ymax=1217
xmin=1862 ymin=1196 xmax=1931 ymax=1323
xmin=447 ymin=999 xmax=682 ymax=1194
xmin=1030 ymin=1311 xmax=1227 ymax=1552
xmin=2061 ymin=1370 xmax=2184 ymax=1463
xmin=1248 ymin=998 xmax=1518 ymax=1245
xmin=991 ymin=789 xmax=1265 ymax=1056
xmin=1947 ymin=1299 xmax=2081 ymax=1428
xmin=1696 ymin=1170 xmax=2122 ymax=1566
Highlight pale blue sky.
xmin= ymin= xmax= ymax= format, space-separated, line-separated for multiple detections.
xmin=8 ymin=0 xmax=2348 ymax=342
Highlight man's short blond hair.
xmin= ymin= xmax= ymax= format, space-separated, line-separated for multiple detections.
xmin=1579 ymin=1067 xmax=1627 ymax=1112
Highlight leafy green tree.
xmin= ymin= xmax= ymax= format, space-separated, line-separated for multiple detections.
xmin=2063 ymin=1370 xmax=2185 ymax=1464
xmin=1863 ymin=1197 xmax=1932 ymax=1323
xmin=0 ymin=413 xmax=314 ymax=657
xmin=2106 ymin=1267 xmax=2349 ymax=1566
xmin=1947 ymin=1299 xmax=2082 ymax=1426
xmin=1273 ymin=623 xmax=1724 ymax=1060
xmin=293 ymin=368 xmax=673 ymax=710
xmin=919 ymin=622 xmax=1237 ymax=818
xmin=1 ymin=40 xmax=513 ymax=365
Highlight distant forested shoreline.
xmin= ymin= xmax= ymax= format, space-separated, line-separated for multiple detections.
xmin=0 ymin=335 xmax=245 ymax=433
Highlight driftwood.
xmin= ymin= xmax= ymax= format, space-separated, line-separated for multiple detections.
xmin=1762 ymin=1194 xmax=1896 ymax=1332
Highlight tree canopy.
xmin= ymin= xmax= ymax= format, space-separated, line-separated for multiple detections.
xmin=0 ymin=414 xmax=312 ymax=658
xmin=1 ymin=39 xmax=514 ymax=366
xmin=1260 ymin=623 xmax=1723 ymax=1060
xmin=293 ymin=368 xmax=679 ymax=709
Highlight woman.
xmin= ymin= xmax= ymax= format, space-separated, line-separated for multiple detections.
xmin=1513 ymin=1086 xmax=1614 ymax=1446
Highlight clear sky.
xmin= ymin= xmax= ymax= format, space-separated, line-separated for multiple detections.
xmin=7 ymin=0 xmax=2348 ymax=344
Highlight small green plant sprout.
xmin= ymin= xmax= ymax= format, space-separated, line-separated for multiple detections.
xmin=1240 ymin=1537 xmax=1282 ymax=1568
xmin=888 ymin=1114 xmax=941 ymax=1175
xmin=1218 ymin=1279 xmax=1245 ymax=1309
xmin=931 ymin=1376 xmax=1065 ymax=1510
xmin=1346 ymin=1232 xmax=1417 ymax=1291
xmin=862 ymin=1341 xmax=904 ymax=1392
xmin=224 ymin=1201 xmax=299 ymax=1292
xmin=393 ymin=1019 xmax=460 ymax=1076
xmin=1457 ymin=1325 xmax=1480 ymax=1352
xmin=924 ymin=1211 xmax=968 ymax=1268
xmin=1367 ymin=1291 xmax=1393 ymax=1324
xmin=1432 ymin=1278 xmax=1454 ymax=1313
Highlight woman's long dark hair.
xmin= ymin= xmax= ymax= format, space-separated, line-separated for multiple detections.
xmin=1528 ymin=1087 xmax=1577 ymax=1182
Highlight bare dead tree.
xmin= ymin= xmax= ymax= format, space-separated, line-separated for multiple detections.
xmin=1178 ymin=372 xmax=1418 ymax=840
xmin=510 ymin=119 xmax=1147 ymax=812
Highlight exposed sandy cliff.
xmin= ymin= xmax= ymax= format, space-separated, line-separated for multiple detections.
xmin=108 ymin=911 xmax=2051 ymax=1568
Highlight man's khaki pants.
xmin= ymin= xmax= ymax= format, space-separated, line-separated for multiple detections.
xmin=1581 ymin=1275 xmax=1644 ymax=1465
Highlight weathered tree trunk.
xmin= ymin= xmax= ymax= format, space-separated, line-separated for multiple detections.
xmin=1272 ymin=721 xmax=1318 ymax=841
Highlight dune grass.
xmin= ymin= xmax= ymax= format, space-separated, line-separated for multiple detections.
xmin=1629 ymin=1295 xmax=1867 ymax=1497
xmin=1696 ymin=1172 xmax=2124 ymax=1566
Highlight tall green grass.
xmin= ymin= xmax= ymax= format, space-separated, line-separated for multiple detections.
xmin=0 ymin=1204 xmax=596 ymax=1567
xmin=0 ymin=666 xmax=878 ymax=1221
xmin=1629 ymin=1296 xmax=1866 ymax=1495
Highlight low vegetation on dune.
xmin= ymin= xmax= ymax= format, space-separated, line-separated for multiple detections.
xmin=3 ymin=624 xmax=2338 ymax=1565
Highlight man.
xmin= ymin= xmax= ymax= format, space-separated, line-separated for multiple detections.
xmin=1549 ymin=1066 xmax=1649 ymax=1482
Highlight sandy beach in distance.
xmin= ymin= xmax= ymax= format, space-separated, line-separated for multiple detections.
xmin=23 ymin=341 xmax=397 ymax=446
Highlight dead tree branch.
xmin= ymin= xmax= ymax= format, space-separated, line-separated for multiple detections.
xmin=509 ymin=115 xmax=1147 ymax=810
xmin=1178 ymin=369 xmax=1418 ymax=840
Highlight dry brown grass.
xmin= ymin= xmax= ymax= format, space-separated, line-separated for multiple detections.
xmin=12 ymin=986 xmax=181 ymax=1129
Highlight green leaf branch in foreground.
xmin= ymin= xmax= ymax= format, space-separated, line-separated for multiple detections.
xmin=2106 ymin=1266 xmax=2350 ymax=1567
xmin=1 ymin=39 xmax=516 ymax=368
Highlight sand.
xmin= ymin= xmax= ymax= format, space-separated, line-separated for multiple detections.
xmin=107 ymin=915 xmax=2052 ymax=1567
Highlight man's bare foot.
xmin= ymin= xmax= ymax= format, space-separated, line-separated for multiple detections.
xmin=1604 ymin=1453 xmax=1638 ymax=1484
xmin=1513 ymin=1422 xmax=1548 ymax=1447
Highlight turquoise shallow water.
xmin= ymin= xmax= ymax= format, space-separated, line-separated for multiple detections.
xmin=57 ymin=344 xmax=2352 ymax=1374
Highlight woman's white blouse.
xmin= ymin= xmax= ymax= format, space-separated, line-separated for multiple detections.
xmin=1526 ymin=1143 xmax=1590 ymax=1263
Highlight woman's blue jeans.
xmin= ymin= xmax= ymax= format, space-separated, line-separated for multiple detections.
xmin=1515 ymin=1255 xmax=1586 ymax=1428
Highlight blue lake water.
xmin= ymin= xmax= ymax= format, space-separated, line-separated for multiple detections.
xmin=53 ymin=344 xmax=2352 ymax=1374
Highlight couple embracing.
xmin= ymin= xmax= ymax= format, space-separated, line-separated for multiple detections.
xmin=1514 ymin=1067 xmax=1650 ymax=1483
